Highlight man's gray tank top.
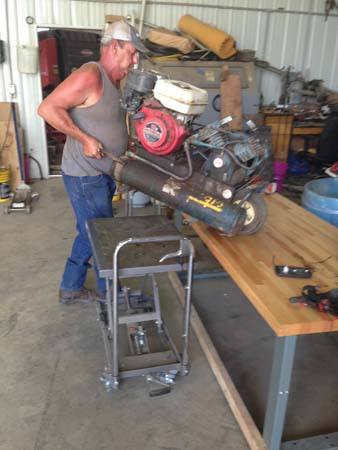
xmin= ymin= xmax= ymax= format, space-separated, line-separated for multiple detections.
xmin=61 ymin=62 xmax=128 ymax=176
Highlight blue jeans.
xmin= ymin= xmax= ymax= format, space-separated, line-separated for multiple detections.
xmin=61 ymin=173 xmax=115 ymax=296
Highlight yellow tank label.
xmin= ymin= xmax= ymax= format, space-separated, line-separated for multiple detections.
xmin=187 ymin=195 xmax=224 ymax=212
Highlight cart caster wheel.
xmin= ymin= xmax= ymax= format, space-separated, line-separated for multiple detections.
xmin=25 ymin=205 xmax=31 ymax=214
xmin=179 ymin=364 xmax=190 ymax=376
xmin=104 ymin=380 xmax=119 ymax=392
xmin=100 ymin=374 xmax=119 ymax=392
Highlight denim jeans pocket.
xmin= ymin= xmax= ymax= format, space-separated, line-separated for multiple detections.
xmin=82 ymin=175 xmax=113 ymax=217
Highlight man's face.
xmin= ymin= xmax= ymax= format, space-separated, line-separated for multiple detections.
xmin=111 ymin=41 xmax=139 ymax=82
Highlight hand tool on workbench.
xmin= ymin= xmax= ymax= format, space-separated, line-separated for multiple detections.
xmin=289 ymin=285 xmax=338 ymax=316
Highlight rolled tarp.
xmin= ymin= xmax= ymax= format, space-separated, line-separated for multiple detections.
xmin=178 ymin=15 xmax=236 ymax=59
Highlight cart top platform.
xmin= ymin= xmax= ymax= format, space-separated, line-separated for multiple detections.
xmin=87 ymin=215 xmax=186 ymax=278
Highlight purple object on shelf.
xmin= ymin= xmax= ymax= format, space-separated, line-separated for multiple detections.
xmin=273 ymin=161 xmax=288 ymax=192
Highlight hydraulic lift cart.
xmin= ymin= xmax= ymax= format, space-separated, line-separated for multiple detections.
xmin=86 ymin=215 xmax=194 ymax=392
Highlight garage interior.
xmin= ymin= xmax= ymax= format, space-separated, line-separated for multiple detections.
xmin=1 ymin=1 xmax=338 ymax=450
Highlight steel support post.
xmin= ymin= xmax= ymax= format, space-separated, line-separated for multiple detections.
xmin=263 ymin=335 xmax=297 ymax=450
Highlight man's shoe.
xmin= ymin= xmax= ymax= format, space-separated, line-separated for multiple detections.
xmin=59 ymin=287 xmax=100 ymax=305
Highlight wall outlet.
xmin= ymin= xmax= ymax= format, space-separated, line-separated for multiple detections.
xmin=9 ymin=84 xmax=17 ymax=97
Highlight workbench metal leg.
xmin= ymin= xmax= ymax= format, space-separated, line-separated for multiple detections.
xmin=263 ymin=335 xmax=297 ymax=450
xmin=180 ymin=243 xmax=194 ymax=375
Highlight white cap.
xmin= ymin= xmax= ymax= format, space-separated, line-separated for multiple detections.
xmin=102 ymin=20 xmax=148 ymax=53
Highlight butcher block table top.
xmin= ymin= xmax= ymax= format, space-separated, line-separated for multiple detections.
xmin=190 ymin=194 xmax=338 ymax=336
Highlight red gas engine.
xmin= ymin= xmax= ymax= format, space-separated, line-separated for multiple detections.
xmin=135 ymin=101 xmax=188 ymax=156
xmin=124 ymin=74 xmax=208 ymax=156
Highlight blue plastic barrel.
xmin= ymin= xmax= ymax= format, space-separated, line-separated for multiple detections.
xmin=287 ymin=151 xmax=310 ymax=176
xmin=301 ymin=178 xmax=338 ymax=227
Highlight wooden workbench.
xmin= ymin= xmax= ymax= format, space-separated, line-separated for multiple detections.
xmin=185 ymin=193 xmax=338 ymax=450
xmin=190 ymin=193 xmax=338 ymax=337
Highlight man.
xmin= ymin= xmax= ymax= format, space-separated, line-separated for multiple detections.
xmin=38 ymin=20 xmax=147 ymax=304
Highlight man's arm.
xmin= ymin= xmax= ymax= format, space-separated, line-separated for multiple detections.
xmin=38 ymin=64 xmax=104 ymax=159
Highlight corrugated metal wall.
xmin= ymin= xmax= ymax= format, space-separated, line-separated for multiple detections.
xmin=0 ymin=0 xmax=337 ymax=178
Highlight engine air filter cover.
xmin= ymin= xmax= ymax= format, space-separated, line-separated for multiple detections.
xmin=153 ymin=79 xmax=208 ymax=115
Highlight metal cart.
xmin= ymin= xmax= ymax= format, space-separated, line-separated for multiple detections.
xmin=86 ymin=215 xmax=194 ymax=392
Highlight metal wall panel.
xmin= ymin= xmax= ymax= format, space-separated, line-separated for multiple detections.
xmin=0 ymin=0 xmax=337 ymax=178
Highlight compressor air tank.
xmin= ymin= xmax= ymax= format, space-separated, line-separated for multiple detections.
xmin=113 ymin=159 xmax=246 ymax=236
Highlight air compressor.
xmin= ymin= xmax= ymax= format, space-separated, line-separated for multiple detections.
xmin=113 ymin=69 xmax=272 ymax=236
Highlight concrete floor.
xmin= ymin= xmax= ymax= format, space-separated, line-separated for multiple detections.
xmin=191 ymin=268 xmax=338 ymax=443
xmin=0 ymin=179 xmax=249 ymax=450
xmin=2 ymin=178 xmax=337 ymax=450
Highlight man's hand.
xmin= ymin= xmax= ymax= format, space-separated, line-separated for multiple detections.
xmin=83 ymin=136 xmax=105 ymax=159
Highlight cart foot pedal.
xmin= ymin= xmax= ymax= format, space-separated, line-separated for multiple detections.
xmin=149 ymin=386 xmax=171 ymax=397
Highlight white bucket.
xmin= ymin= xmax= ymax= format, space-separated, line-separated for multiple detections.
xmin=131 ymin=191 xmax=150 ymax=208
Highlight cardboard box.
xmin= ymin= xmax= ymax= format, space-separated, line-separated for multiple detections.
xmin=0 ymin=102 xmax=20 ymax=125
xmin=0 ymin=102 xmax=24 ymax=190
